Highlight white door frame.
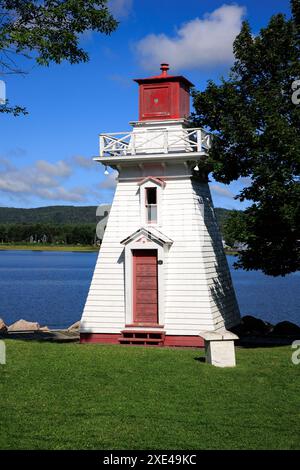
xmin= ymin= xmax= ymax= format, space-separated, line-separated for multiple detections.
xmin=124 ymin=240 xmax=167 ymax=326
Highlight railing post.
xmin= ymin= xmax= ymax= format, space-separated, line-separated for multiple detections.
xmin=99 ymin=135 xmax=104 ymax=157
xmin=131 ymin=133 xmax=136 ymax=155
xmin=207 ymin=133 xmax=212 ymax=150
xmin=163 ymin=129 xmax=168 ymax=153
xmin=197 ymin=129 xmax=202 ymax=152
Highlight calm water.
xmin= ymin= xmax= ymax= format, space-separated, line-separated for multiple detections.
xmin=0 ymin=251 xmax=299 ymax=328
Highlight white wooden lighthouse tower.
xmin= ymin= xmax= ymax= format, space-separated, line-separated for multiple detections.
xmin=80 ymin=64 xmax=240 ymax=347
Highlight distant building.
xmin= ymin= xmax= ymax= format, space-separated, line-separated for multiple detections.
xmin=233 ymin=242 xmax=248 ymax=251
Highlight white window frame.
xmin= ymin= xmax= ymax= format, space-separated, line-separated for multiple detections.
xmin=139 ymin=180 xmax=163 ymax=227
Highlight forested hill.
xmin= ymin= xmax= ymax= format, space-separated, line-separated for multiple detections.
xmin=0 ymin=205 xmax=233 ymax=229
xmin=215 ymin=208 xmax=235 ymax=232
xmin=0 ymin=205 xmax=110 ymax=224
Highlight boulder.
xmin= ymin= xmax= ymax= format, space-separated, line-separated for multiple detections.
xmin=0 ymin=318 xmax=7 ymax=334
xmin=271 ymin=321 xmax=300 ymax=337
xmin=67 ymin=320 xmax=81 ymax=332
xmin=39 ymin=326 xmax=50 ymax=332
xmin=8 ymin=319 xmax=40 ymax=333
xmin=232 ymin=315 xmax=272 ymax=336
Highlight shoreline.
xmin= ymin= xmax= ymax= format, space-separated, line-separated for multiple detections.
xmin=0 ymin=244 xmax=238 ymax=255
xmin=0 ymin=244 xmax=99 ymax=252
xmin=2 ymin=316 xmax=300 ymax=343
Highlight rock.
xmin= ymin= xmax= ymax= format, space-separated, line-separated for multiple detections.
xmin=39 ymin=326 xmax=50 ymax=332
xmin=232 ymin=315 xmax=272 ymax=336
xmin=8 ymin=319 xmax=40 ymax=333
xmin=271 ymin=321 xmax=300 ymax=337
xmin=67 ymin=320 xmax=81 ymax=332
xmin=0 ymin=318 xmax=7 ymax=334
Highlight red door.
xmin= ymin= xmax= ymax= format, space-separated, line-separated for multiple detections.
xmin=133 ymin=249 xmax=158 ymax=324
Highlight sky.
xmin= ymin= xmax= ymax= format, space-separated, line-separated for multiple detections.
xmin=0 ymin=0 xmax=292 ymax=210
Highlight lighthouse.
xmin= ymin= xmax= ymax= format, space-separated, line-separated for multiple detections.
xmin=80 ymin=64 xmax=240 ymax=347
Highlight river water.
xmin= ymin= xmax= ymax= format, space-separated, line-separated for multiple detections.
xmin=0 ymin=250 xmax=299 ymax=328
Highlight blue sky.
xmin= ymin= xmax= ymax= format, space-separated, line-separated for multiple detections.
xmin=0 ymin=0 xmax=292 ymax=209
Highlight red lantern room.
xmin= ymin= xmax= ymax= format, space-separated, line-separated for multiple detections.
xmin=134 ymin=64 xmax=194 ymax=122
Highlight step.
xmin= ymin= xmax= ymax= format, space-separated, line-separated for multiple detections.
xmin=125 ymin=324 xmax=165 ymax=329
xmin=119 ymin=338 xmax=164 ymax=346
xmin=118 ymin=329 xmax=165 ymax=346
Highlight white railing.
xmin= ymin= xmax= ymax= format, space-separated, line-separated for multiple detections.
xmin=99 ymin=128 xmax=211 ymax=157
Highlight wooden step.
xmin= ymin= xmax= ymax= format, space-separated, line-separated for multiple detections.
xmin=118 ymin=329 xmax=165 ymax=346
xmin=125 ymin=324 xmax=164 ymax=329
xmin=119 ymin=338 xmax=164 ymax=346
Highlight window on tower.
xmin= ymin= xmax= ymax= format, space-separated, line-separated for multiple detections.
xmin=145 ymin=187 xmax=157 ymax=224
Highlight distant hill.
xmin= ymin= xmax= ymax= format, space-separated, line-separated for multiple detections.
xmin=0 ymin=205 xmax=110 ymax=225
xmin=214 ymin=207 xmax=235 ymax=232
xmin=0 ymin=205 xmax=236 ymax=230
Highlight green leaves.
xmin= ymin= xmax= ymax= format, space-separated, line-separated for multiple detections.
xmin=0 ymin=99 xmax=28 ymax=115
xmin=0 ymin=1 xmax=118 ymax=113
xmin=192 ymin=0 xmax=300 ymax=276
xmin=1 ymin=1 xmax=118 ymax=67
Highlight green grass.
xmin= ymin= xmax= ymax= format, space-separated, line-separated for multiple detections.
xmin=0 ymin=341 xmax=299 ymax=450
xmin=0 ymin=244 xmax=236 ymax=255
xmin=225 ymin=249 xmax=238 ymax=256
xmin=0 ymin=244 xmax=99 ymax=252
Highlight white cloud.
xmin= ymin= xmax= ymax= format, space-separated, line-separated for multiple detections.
xmin=0 ymin=157 xmax=15 ymax=172
xmin=71 ymin=155 xmax=95 ymax=169
xmin=98 ymin=172 xmax=118 ymax=190
xmin=0 ymin=177 xmax=29 ymax=193
xmin=35 ymin=159 xmax=72 ymax=177
xmin=35 ymin=186 xmax=87 ymax=202
xmin=210 ymin=184 xmax=234 ymax=199
xmin=0 ymin=159 xmax=88 ymax=203
xmin=0 ymin=153 xmax=118 ymax=204
xmin=135 ymin=4 xmax=245 ymax=71
xmin=109 ymin=0 xmax=133 ymax=19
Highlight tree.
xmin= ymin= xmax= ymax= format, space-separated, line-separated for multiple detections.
xmin=0 ymin=0 xmax=117 ymax=114
xmin=222 ymin=211 xmax=247 ymax=249
xmin=0 ymin=222 xmax=98 ymax=244
xmin=192 ymin=0 xmax=300 ymax=276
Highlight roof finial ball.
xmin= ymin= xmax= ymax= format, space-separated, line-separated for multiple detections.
xmin=160 ymin=63 xmax=169 ymax=76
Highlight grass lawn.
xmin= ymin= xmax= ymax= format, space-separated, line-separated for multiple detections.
xmin=0 ymin=341 xmax=299 ymax=450
xmin=0 ymin=244 xmax=99 ymax=252
xmin=0 ymin=245 xmax=236 ymax=255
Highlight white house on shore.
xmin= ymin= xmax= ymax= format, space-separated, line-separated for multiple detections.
xmin=80 ymin=64 xmax=240 ymax=347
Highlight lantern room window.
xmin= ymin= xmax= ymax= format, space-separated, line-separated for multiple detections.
xmin=145 ymin=187 xmax=157 ymax=224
